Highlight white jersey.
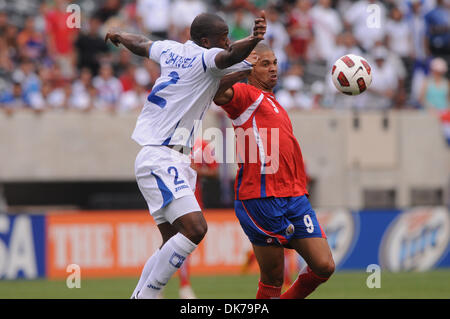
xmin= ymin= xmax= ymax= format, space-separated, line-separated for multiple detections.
xmin=131 ymin=40 xmax=252 ymax=148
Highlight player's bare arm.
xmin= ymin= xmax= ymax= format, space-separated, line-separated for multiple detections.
xmin=214 ymin=11 xmax=266 ymax=70
xmin=213 ymin=71 xmax=248 ymax=105
xmin=214 ymin=51 xmax=258 ymax=105
xmin=105 ymin=31 xmax=153 ymax=58
xmin=214 ymin=69 xmax=252 ymax=105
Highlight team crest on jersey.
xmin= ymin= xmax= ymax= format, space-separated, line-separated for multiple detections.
xmin=285 ymin=224 xmax=295 ymax=236
xmin=266 ymin=238 xmax=273 ymax=244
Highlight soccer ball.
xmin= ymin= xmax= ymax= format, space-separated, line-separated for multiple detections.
xmin=331 ymin=54 xmax=372 ymax=96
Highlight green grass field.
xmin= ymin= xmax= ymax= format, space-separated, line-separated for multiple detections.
xmin=1 ymin=270 xmax=449 ymax=299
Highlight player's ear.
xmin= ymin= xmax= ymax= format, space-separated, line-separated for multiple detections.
xmin=247 ymin=51 xmax=259 ymax=66
xmin=200 ymin=37 xmax=210 ymax=49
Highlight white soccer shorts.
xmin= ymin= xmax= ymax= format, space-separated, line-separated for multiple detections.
xmin=135 ymin=145 xmax=201 ymax=225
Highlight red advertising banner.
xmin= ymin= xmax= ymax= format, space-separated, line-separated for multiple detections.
xmin=46 ymin=210 xmax=258 ymax=279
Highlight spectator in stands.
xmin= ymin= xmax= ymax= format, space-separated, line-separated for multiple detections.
xmin=48 ymin=62 xmax=67 ymax=89
xmin=329 ymin=31 xmax=363 ymax=67
xmin=75 ymin=15 xmax=110 ymax=76
xmin=0 ymin=11 xmax=8 ymax=37
xmin=310 ymin=0 xmax=343 ymax=63
xmin=223 ymin=0 xmax=257 ymax=14
xmin=0 ymin=38 xmax=13 ymax=83
xmin=114 ymin=49 xmax=133 ymax=78
xmin=94 ymin=0 xmax=122 ymax=23
xmin=136 ymin=0 xmax=171 ymax=39
xmin=424 ymin=0 xmax=450 ymax=60
xmin=276 ymin=75 xmax=310 ymax=111
xmin=0 ymin=81 xmax=26 ymax=112
xmin=87 ymin=84 xmax=102 ymax=111
xmin=61 ymin=81 xmax=79 ymax=110
xmin=228 ymin=8 xmax=252 ymax=41
xmin=345 ymin=0 xmax=387 ymax=52
xmin=61 ymin=81 xmax=80 ymax=110
xmin=29 ymin=81 xmax=56 ymax=110
xmin=264 ymin=5 xmax=290 ymax=74
xmin=118 ymin=68 xmax=150 ymax=113
xmin=386 ymin=46 xmax=409 ymax=108
xmin=92 ymin=63 xmax=123 ymax=111
xmin=310 ymin=81 xmax=326 ymax=109
xmin=363 ymin=46 xmax=398 ymax=110
xmin=16 ymin=16 xmax=46 ymax=62
xmin=4 ymin=23 xmax=19 ymax=54
xmin=72 ymin=67 xmax=93 ymax=97
xmin=37 ymin=65 xmax=52 ymax=88
xmin=420 ymin=57 xmax=449 ymax=112
xmin=170 ymin=0 xmax=208 ymax=40
xmin=287 ymin=0 xmax=314 ymax=62
xmin=116 ymin=0 xmax=140 ymax=33
xmin=12 ymin=59 xmax=40 ymax=107
xmin=33 ymin=81 xmax=76 ymax=111
xmin=386 ymin=6 xmax=413 ymax=65
xmin=406 ymin=0 xmax=432 ymax=104
xmin=71 ymin=68 xmax=94 ymax=111
xmin=34 ymin=2 xmax=49 ymax=36
xmin=386 ymin=6 xmax=414 ymax=97
xmin=119 ymin=64 xmax=137 ymax=93
xmin=284 ymin=61 xmax=305 ymax=79
xmin=45 ymin=0 xmax=78 ymax=78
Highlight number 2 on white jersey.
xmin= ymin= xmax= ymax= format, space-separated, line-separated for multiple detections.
xmin=167 ymin=166 xmax=185 ymax=185
xmin=147 ymin=71 xmax=180 ymax=108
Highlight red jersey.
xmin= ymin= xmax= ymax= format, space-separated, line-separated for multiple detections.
xmin=221 ymin=83 xmax=308 ymax=200
xmin=45 ymin=9 xmax=77 ymax=55
xmin=192 ymin=138 xmax=218 ymax=209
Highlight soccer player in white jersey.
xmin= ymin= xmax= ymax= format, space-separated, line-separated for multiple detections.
xmin=105 ymin=12 xmax=266 ymax=299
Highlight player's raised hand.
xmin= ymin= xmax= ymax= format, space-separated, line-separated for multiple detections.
xmin=252 ymin=11 xmax=266 ymax=41
xmin=105 ymin=30 xmax=121 ymax=47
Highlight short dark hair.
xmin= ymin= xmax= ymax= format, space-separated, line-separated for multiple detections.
xmin=253 ymin=43 xmax=273 ymax=55
xmin=190 ymin=13 xmax=226 ymax=44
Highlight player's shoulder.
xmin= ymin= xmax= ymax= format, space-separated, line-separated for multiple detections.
xmin=233 ymin=82 xmax=262 ymax=97
xmin=224 ymin=83 xmax=263 ymax=114
xmin=155 ymin=39 xmax=183 ymax=50
xmin=150 ymin=39 xmax=181 ymax=57
xmin=183 ymin=40 xmax=211 ymax=53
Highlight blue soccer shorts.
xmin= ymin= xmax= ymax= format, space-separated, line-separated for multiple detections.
xmin=234 ymin=195 xmax=326 ymax=246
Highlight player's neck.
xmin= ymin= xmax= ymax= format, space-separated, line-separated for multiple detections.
xmin=248 ymin=78 xmax=274 ymax=94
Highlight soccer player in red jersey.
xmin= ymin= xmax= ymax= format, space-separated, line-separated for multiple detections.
xmin=213 ymin=43 xmax=335 ymax=299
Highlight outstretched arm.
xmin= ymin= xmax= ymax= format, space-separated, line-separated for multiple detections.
xmin=213 ymin=70 xmax=250 ymax=105
xmin=214 ymin=51 xmax=257 ymax=105
xmin=214 ymin=11 xmax=266 ymax=70
xmin=105 ymin=31 xmax=153 ymax=58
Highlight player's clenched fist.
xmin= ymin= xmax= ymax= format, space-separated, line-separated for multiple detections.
xmin=252 ymin=11 xmax=266 ymax=41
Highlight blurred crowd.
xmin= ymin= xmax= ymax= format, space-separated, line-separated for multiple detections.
xmin=0 ymin=0 xmax=448 ymax=114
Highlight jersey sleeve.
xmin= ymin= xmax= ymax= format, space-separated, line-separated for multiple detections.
xmin=202 ymin=48 xmax=253 ymax=77
xmin=149 ymin=40 xmax=172 ymax=63
xmin=220 ymin=83 xmax=253 ymax=120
